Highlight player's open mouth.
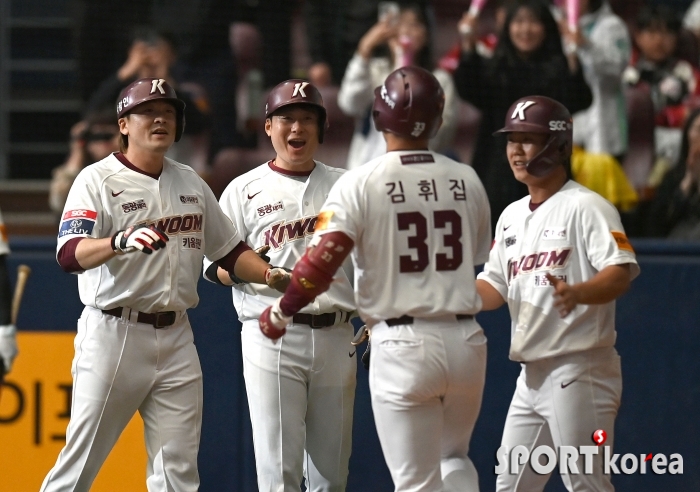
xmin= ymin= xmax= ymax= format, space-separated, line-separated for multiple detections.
xmin=512 ymin=160 xmax=527 ymax=168
xmin=288 ymin=139 xmax=305 ymax=149
xmin=152 ymin=128 xmax=169 ymax=135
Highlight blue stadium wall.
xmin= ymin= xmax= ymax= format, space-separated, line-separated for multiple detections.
xmin=7 ymin=238 xmax=699 ymax=491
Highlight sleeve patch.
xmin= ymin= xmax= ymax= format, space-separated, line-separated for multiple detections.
xmin=611 ymin=231 xmax=634 ymax=253
xmin=315 ymin=210 xmax=334 ymax=232
xmin=63 ymin=209 xmax=98 ymax=220
xmin=59 ymin=216 xmax=96 ymax=238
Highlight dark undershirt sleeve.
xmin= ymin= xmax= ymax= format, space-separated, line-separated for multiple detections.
xmin=57 ymin=237 xmax=85 ymax=273
xmin=214 ymin=241 xmax=252 ymax=274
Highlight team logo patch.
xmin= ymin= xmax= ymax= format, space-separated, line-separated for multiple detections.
xmin=505 ymin=235 xmax=517 ymax=247
xmin=611 ymin=231 xmax=634 ymax=253
xmin=257 ymin=201 xmax=284 ymax=217
xmin=59 ymin=209 xmax=98 ymax=238
xmin=179 ymin=195 xmax=199 ymax=205
xmin=182 ymin=236 xmax=202 ymax=249
xmin=150 ymin=214 xmax=202 ymax=235
xmin=507 ymin=248 xmax=572 ymax=284
xmin=315 ymin=211 xmax=333 ymax=232
xmin=263 ymin=215 xmax=318 ymax=250
xmin=543 ymin=227 xmax=566 ymax=240
xmin=121 ymin=199 xmax=147 ymax=214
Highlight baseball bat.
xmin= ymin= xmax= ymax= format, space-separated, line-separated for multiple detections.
xmin=12 ymin=264 xmax=31 ymax=325
xmin=0 ymin=265 xmax=28 ymax=400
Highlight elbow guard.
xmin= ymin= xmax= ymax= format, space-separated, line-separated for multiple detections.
xmin=279 ymin=231 xmax=354 ymax=316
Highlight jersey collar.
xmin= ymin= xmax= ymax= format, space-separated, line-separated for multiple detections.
xmin=268 ymin=159 xmax=315 ymax=177
xmin=114 ymin=152 xmax=162 ymax=180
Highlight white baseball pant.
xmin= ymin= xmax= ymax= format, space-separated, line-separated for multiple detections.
xmin=40 ymin=306 xmax=203 ymax=492
xmin=496 ymin=346 xmax=622 ymax=492
xmin=369 ymin=316 xmax=487 ymax=492
xmin=241 ymin=319 xmax=356 ymax=492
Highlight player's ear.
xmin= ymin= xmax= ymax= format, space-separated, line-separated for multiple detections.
xmin=264 ymin=117 xmax=272 ymax=137
xmin=118 ymin=117 xmax=129 ymax=136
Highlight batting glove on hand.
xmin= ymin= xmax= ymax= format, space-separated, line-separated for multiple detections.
xmin=112 ymin=224 xmax=168 ymax=255
xmin=265 ymin=267 xmax=292 ymax=293
xmin=0 ymin=325 xmax=18 ymax=373
xmin=228 ymin=245 xmax=273 ymax=284
xmin=259 ymin=298 xmax=291 ymax=340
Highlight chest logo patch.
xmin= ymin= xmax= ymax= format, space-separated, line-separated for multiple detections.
xmin=179 ymin=195 xmax=199 ymax=205
xmin=543 ymin=227 xmax=566 ymax=240
xmin=257 ymin=201 xmax=284 ymax=217
xmin=505 ymin=235 xmax=517 ymax=247
xmin=121 ymin=199 xmax=147 ymax=214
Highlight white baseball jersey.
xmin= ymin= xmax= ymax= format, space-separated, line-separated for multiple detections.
xmin=314 ymin=150 xmax=492 ymax=325
xmin=57 ymin=152 xmax=242 ymax=312
xmin=205 ymin=160 xmax=355 ymax=320
xmin=478 ymin=180 xmax=640 ymax=362
xmin=0 ymin=208 xmax=10 ymax=256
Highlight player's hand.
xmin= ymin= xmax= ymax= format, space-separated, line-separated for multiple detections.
xmin=0 ymin=325 xmax=18 ymax=374
xmin=546 ymin=273 xmax=579 ymax=318
xmin=351 ymin=325 xmax=371 ymax=370
xmin=254 ymin=244 xmax=271 ymax=263
xmin=265 ymin=267 xmax=292 ymax=293
xmin=259 ymin=299 xmax=291 ymax=340
xmin=112 ymin=224 xmax=169 ymax=255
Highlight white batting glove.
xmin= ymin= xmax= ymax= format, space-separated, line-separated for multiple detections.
xmin=112 ymin=224 xmax=169 ymax=255
xmin=0 ymin=325 xmax=18 ymax=373
xmin=265 ymin=267 xmax=292 ymax=293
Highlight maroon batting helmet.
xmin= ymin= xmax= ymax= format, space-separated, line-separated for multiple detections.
xmin=116 ymin=78 xmax=186 ymax=142
xmin=494 ymin=95 xmax=573 ymax=177
xmin=372 ymin=66 xmax=444 ymax=140
xmin=265 ymin=79 xmax=328 ymax=143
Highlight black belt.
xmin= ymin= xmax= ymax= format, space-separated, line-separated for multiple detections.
xmin=292 ymin=311 xmax=352 ymax=328
xmin=385 ymin=314 xmax=474 ymax=326
xmin=102 ymin=307 xmax=177 ymax=328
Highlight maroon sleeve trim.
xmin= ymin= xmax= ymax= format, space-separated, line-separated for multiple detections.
xmin=57 ymin=237 xmax=85 ymax=273
xmin=215 ymin=241 xmax=253 ymax=274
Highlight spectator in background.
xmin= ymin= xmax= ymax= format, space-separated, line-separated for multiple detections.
xmin=454 ymin=0 xmax=592 ymax=230
xmin=338 ymin=3 xmax=459 ymax=170
xmin=646 ymin=107 xmax=700 ymax=239
xmin=304 ymin=0 xmax=431 ymax=87
xmin=624 ymin=5 xmax=700 ymax=172
xmin=556 ymin=0 xmax=631 ymax=161
xmin=85 ymin=27 xmax=211 ymax=172
xmin=49 ymin=109 xmax=120 ymax=216
xmin=684 ymin=0 xmax=700 ymax=41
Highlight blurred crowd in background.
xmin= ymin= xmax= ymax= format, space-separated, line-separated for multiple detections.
xmin=45 ymin=0 xmax=700 ymax=240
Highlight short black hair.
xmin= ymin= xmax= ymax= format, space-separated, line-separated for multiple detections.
xmin=635 ymin=5 xmax=682 ymax=34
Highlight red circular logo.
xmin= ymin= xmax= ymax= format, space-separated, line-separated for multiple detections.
xmin=592 ymin=429 xmax=607 ymax=446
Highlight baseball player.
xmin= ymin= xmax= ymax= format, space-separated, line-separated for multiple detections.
xmin=259 ymin=66 xmax=493 ymax=492
xmin=203 ymin=79 xmax=357 ymax=492
xmin=476 ymin=95 xmax=640 ymax=491
xmin=41 ymin=78 xmax=289 ymax=492
xmin=0 ymin=208 xmax=16 ymax=400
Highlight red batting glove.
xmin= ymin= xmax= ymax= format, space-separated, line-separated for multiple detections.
xmin=259 ymin=299 xmax=291 ymax=340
